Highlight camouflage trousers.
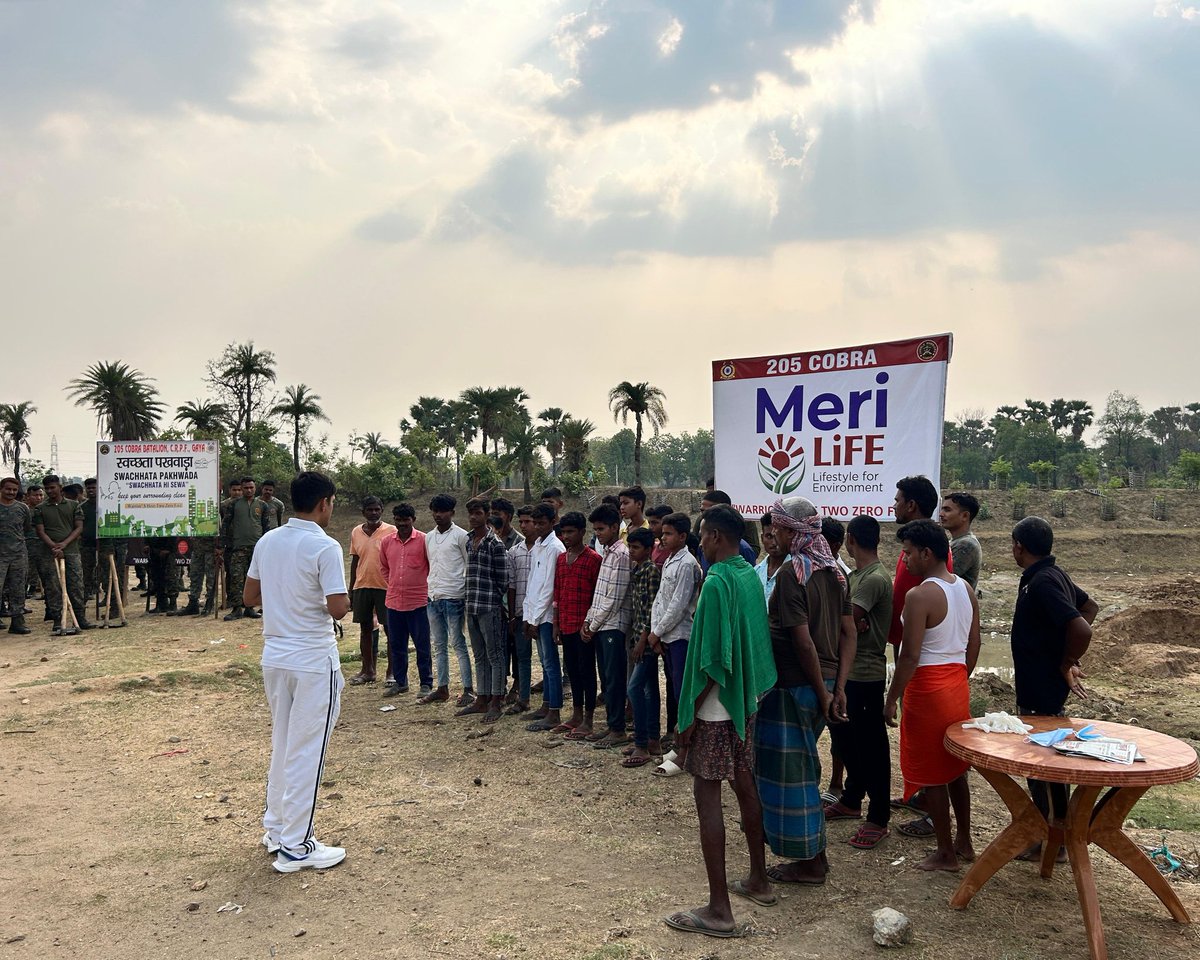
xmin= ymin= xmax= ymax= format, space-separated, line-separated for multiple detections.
xmin=81 ymin=540 xmax=98 ymax=601
xmin=189 ymin=541 xmax=218 ymax=607
xmin=148 ymin=550 xmax=181 ymax=602
xmin=1 ymin=550 xmax=27 ymax=614
xmin=34 ymin=551 xmax=87 ymax=625
xmin=227 ymin=545 xmax=254 ymax=609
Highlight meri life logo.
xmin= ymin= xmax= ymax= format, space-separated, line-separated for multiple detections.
xmin=758 ymin=434 xmax=805 ymax=494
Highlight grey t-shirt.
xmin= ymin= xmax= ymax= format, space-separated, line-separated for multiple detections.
xmin=951 ymin=533 xmax=982 ymax=590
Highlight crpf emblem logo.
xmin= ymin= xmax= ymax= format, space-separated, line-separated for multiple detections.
xmin=99 ymin=444 xmax=111 ymax=456
xmin=719 ymin=361 xmax=736 ymax=380
xmin=758 ymin=434 xmax=806 ymax=494
xmin=916 ymin=340 xmax=939 ymax=361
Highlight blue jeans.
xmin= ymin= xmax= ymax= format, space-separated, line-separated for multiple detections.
xmin=627 ymin=652 xmax=661 ymax=747
xmin=428 ymin=598 xmax=472 ymax=690
xmin=535 ymin=622 xmax=563 ymax=709
xmin=386 ymin=606 xmax=432 ymax=690
xmin=595 ymin=629 xmax=627 ymax=732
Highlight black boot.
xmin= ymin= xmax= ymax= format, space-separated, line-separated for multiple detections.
xmin=8 ymin=615 xmax=30 ymax=635
xmin=172 ymin=600 xmax=200 ymax=616
xmin=200 ymin=598 xmax=214 ymax=616
xmin=148 ymin=596 xmax=167 ymax=615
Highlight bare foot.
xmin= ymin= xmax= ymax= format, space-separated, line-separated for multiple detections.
xmin=766 ymin=861 xmax=826 ymax=885
xmin=954 ymin=839 xmax=976 ymax=863
xmin=664 ymin=904 xmax=736 ymax=936
xmin=917 ymin=849 xmax=961 ymax=872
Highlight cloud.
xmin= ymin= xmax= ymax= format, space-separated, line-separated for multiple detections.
xmin=544 ymin=0 xmax=871 ymax=120
xmin=403 ymin=8 xmax=1199 ymax=264
xmin=0 ymin=0 xmax=260 ymax=120
xmin=331 ymin=14 xmax=436 ymax=70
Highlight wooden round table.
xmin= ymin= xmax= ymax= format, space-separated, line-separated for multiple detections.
xmin=944 ymin=716 xmax=1198 ymax=960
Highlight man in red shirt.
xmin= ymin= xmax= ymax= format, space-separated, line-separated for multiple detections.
xmin=378 ymin=503 xmax=433 ymax=697
xmin=553 ymin=512 xmax=602 ymax=740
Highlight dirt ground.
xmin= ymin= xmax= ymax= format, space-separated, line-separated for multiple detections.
xmin=2 ymin=488 xmax=1200 ymax=960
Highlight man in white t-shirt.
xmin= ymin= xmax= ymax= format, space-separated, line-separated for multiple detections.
xmin=244 ymin=471 xmax=350 ymax=873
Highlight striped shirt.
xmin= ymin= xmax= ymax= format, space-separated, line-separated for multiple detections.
xmin=586 ymin=539 xmax=632 ymax=634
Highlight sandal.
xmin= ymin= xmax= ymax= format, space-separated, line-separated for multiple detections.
xmin=848 ymin=825 xmax=890 ymax=849
xmin=765 ymin=864 xmax=826 ymax=886
xmin=663 ymin=910 xmax=743 ymax=939
xmin=729 ymin=879 xmax=778 ymax=907
xmin=550 ymin=722 xmax=577 ymax=734
xmin=455 ymin=692 xmax=476 ymax=708
xmin=653 ymin=758 xmax=684 ymax=778
xmin=525 ymin=718 xmax=558 ymax=732
xmin=621 ymin=754 xmax=654 ymax=768
xmin=417 ymin=689 xmax=449 ymax=705
xmin=824 ymin=801 xmax=862 ymax=821
xmin=503 ymin=701 xmax=529 ymax=716
xmin=897 ymin=815 xmax=935 ymax=838
xmin=564 ymin=728 xmax=593 ymax=741
xmin=593 ymin=735 xmax=631 ymax=750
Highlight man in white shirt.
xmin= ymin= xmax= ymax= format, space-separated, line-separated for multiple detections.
xmin=419 ymin=493 xmax=473 ymax=706
xmin=244 ymin=472 xmax=350 ymax=873
xmin=523 ymin=503 xmax=566 ymax=732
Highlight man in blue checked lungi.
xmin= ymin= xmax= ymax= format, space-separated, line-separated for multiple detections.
xmin=755 ymin=496 xmax=857 ymax=885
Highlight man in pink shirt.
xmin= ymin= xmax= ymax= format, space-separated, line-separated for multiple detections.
xmin=378 ymin=503 xmax=432 ymax=696
xmin=348 ymin=496 xmax=396 ymax=686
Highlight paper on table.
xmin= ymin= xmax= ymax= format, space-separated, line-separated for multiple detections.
xmin=1052 ymin=739 xmax=1139 ymax=765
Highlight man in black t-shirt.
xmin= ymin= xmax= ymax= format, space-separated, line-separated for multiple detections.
xmin=1009 ymin=516 xmax=1099 ymax=862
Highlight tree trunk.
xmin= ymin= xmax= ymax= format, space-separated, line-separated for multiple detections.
xmin=245 ymin=384 xmax=254 ymax=468
xmin=293 ymin=419 xmax=301 ymax=473
xmin=523 ymin=467 xmax=532 ymax=504
xmin=634 ymin=414 xmax=643 ymax=485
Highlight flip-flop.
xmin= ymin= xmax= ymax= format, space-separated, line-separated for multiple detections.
xmin=564 ymin=729 xmax=593 ymax=741
xmin=765 ymin=864 xmax=826 ymax=886
xmin=729 ymin=879 xmax=778 ymax=907
xmin=550 ymin=723 xmax=576 ymax=734
xmin=662 ymin=749 xmax=678 ymax=764
xmin=503 ymin=703 xmax=527 ymax=716
xmin=897 ymin=816 xmax=935 ymax=839
xmin=824 ymin=801 xmax=863 ymax=821
xmin=593 ymin=735 xmax=631 ymax=750
xmin=663 ymin=910 xmax=743 ymax=939
xmin=525 ymin=718 xmax=557 ymax=732
xmin=653 ymin=758 xmax=684 ymax=778
xmin=820 ymin=790 xmax=839 ymax=806
xmin=621 ymin=754 xmax=654 ymax=768
xmin=584 ymin=730 xmax=609 ymax=742
xmin=848 ymin=825 xmax=890 ymax=850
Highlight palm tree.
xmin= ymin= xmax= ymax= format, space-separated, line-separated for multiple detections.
xmin=1067 ymin=400 xmax=1094 ymax=443
xmin=0 ymin=401 xmax=36 ymax=484
xmin=67 ymin=361 xmax=164 ymax=440
xmin=560 ymin=417 xmax=595 ymax=472
xmin=174 ymin=399 xmax=229 ymax=439
xmin=271 ymin=384 xmax=329 ymax=472
xmin=461 ymin=386 xmax=529 ymax=456
xmin=502 ymin=421 xmax=543 ymax=503
xmin=218 ymin=342 xmax=277 ymax=467
xmin=442 ymin=401 xmax=478 ymax=486
xmin=607 ymin=381 xmax=668 ymax=485
xmin=353 ymin=431 xmax=384 ymax=460
xmin=538 ymin=407 xmax=568 ymax=475
xmin=409 ymin=396 xmax=447 ymax=431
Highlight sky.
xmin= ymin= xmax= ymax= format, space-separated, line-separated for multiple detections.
xmin=2 ymin=0 xmax=1199 ymax=478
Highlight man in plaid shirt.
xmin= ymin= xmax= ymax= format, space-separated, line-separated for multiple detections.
xmin=624 ymin=527 xmax=663 ymax=767
xmin=505 ymin=505 xmax=537 ymax=713
xmin=554 ymin=512 xmax=602 ymax=739
xmin=460 ymin=498 xmax=509 ymax=724
xmin=583 ymin=503 xmax=633 ymax=748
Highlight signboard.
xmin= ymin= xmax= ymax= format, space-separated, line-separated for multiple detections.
xmin=96 ymin=440 xmax=221 ymax=538
xmin=712 ymin=334 xmax=952 ymax=520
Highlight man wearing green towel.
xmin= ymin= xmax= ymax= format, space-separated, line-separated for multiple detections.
xmin=664 ymin=503 xmax=778 ymax=940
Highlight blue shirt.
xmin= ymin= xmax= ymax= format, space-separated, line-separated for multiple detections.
xmin=754 ymin=556 xmax=780 ymax=605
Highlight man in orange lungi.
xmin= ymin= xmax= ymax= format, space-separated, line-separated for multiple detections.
xmin=884 ymin=519 xmax=981 ymax=872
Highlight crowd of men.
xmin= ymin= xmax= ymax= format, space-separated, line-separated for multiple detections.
xmin=2 ymin=470 xmax=1098 ymax=927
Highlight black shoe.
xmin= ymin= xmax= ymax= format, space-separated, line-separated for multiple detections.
xmin=223 ymin=608 xmax=245 ymax=621
xmin=244 ymin=608 xmax=261 ymax=619
xmin=171 ymin=601 xmax=200 ymax=617
xmin=78 ymin=620 xmax=96 ymax=630
xmin=8 ymin=617 xmax=30 ymax=635
xmin=199 ymin=602 xmax=213 ymax=617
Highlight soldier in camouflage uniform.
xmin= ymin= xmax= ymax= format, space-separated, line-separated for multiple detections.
xmin=32 ymin=475 xmax=93 ymax=634
xmin=223 ymin=477 xmax=268 ymax=621
xmin=80 ymin=479 xmax=100 ymax=606
xmin=172 ymin=536 xmax=219 ymax=616
xmin=0 ymin=477 xmax=31 ymax=634
xmin=23 ymin=485 xmax=44 ymax=601
xmin=146 ymin=537 xmax=181 ymax=614
xmin=260 ymin=481 xmax=285 ymax=531
xmin=96 ymin=536 xmax=128 ymax=621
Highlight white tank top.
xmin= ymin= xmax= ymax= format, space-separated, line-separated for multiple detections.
xmin=904 ymin=576 xmax=972 ymax=667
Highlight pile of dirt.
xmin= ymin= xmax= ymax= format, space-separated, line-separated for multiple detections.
xmin=1136 ymin=577 xmax=1200 ymax=606
xmin=1090 ymin=605 xmax=1200 ymax=679
xmin=969 ymin=671 xmax=1016 ymax=713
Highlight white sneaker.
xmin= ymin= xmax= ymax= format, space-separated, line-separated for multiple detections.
xmin=272 ymin=841 xmax=346 ymax=873
xmin=261 ymin=832 xmax=280 ymax=855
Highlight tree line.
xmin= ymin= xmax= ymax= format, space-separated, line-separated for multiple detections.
xmin=0 ymin=349 xmax=715 ymax=503
xmin=942 ymin=392 xmax=1200 ymax=491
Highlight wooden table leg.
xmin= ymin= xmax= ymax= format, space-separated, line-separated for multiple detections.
xmin=1066 ymin=785 xmax=1106 ymax=960
xmin=1089 ymin=786 xmax=1192 ymax=924
xmin=951 ymin=767 xmax=1048 ymax=909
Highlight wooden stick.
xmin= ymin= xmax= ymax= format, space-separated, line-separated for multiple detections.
xmin=215 ymin=554 xmax=223 ymax=620
xmin=109 ymin=553 xmax=126 ymax=625
xmin=98 ymin=554 xmax=109 ymax=629
xmin=56 ymin=557 xmax=79 ymax=633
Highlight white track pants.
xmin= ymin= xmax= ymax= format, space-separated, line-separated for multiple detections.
xmin=262 ymin=660 xmax=343 ymax=855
